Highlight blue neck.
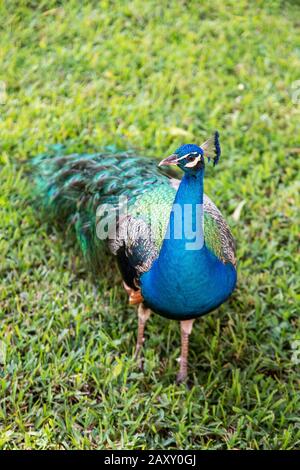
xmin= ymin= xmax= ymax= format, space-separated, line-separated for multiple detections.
xmin=159 ymin=169 xmax=205 ymax=263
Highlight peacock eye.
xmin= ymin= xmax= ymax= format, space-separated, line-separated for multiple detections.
xmin=186 ymin=154 xmax=195 ymax=162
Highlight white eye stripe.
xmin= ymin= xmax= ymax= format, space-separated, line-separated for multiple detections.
xmin=184 ymin=155 xmax=201 ymax=168
xmin=177 ymin=151 xmax=199 ymax=162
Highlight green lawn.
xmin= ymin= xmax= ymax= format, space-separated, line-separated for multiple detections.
xmin=0 ymin=0 xmax=300 ymax=450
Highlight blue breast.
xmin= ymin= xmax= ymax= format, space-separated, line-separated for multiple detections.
xmin=140 ymin=245 xmax=237 ymax=320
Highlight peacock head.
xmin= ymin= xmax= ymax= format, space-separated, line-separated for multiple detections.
xmin=159 ymin=131 xmax=221 ymax=174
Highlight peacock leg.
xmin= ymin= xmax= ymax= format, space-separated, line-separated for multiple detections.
xmin=135 ymin=303 xmax=151 ymax=362
xmin=122 ymin=282 xmax=150 ymax=365
xmin=176 ymin=319 xmax=194 ymax=383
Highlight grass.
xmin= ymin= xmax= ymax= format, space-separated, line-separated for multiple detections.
xmin=0 ymin=0 xmax=300 ymax=450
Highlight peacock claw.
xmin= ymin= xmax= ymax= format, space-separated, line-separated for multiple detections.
xmin=134 ymin=347 xmax=144 ymax=370
xmin=137 ymin=357 xmax=144 ymax=371
xmin=134 ymin=345 xmax=141 ymax=359
xmin=176 ymin=371 xmax=188 ymax=384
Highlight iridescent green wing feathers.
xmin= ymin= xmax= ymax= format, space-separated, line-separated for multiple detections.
xmin=203 ymin=195 xmax=236 ymax=266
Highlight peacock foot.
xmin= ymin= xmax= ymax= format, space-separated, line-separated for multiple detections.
xmin=176 ymin=370 xmax=188 ymax=384
xmin=176 ymin=356 xmax=188 ymax=384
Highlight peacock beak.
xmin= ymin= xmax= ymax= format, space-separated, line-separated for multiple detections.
xmin=158 ymin=154 xmax=179 ymax=167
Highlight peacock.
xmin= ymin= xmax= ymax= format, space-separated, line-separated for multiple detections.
xmin=31 ymin=132 xmax=237 ymax=383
